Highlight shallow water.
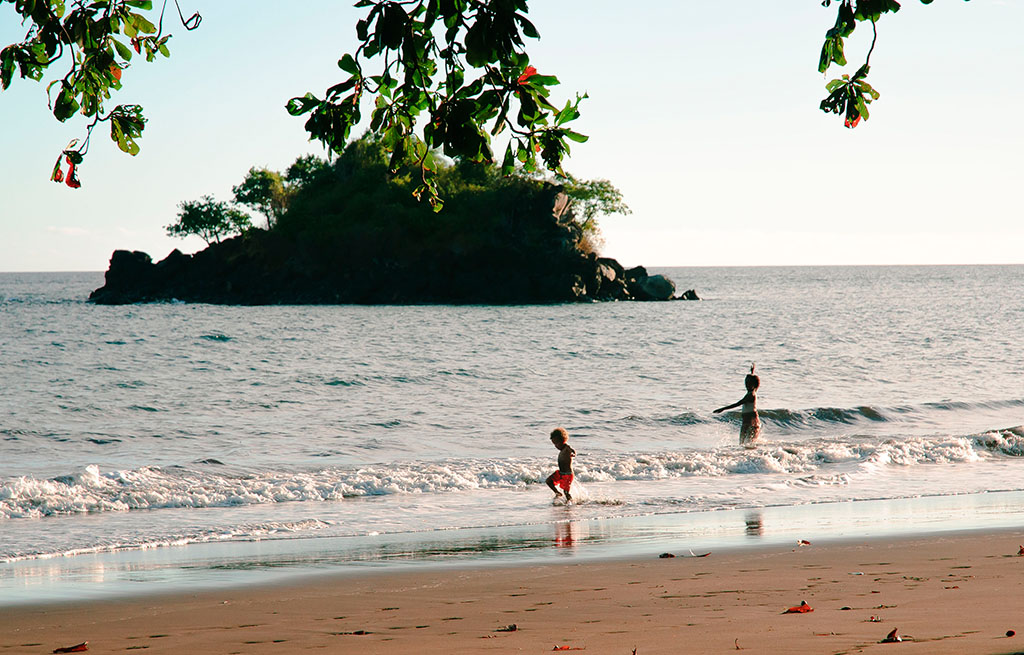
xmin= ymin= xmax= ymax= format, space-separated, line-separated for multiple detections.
xmin=2 ymin=266 xmax=1023 ymax=602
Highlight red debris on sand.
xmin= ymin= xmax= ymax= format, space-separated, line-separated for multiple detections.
xmin=551 ymin=647 xmax=585 ymax=651
xmin=881 ymin=627 xmax=902 ymax=643
xmin=798 ymin=539 xmax=812 ymax=546
xmin=53 ymin=644 xmax=88 ymax=654
xmin=783 ymin=600 xmax=813 ymax=614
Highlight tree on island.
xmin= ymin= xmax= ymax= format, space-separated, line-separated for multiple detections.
xmin=165 ymin=133 xmax=629 ymax=256
xmin=232 ymin=167 xmax=288 ymax=230
xmin=2 ymin=1 xmax=967 ymax=191
xmin=165 ymin=195 xmax=251 ymax=245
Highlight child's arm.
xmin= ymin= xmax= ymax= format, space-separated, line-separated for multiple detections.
xmin=714 ymin=393 xmax=751 ymax=414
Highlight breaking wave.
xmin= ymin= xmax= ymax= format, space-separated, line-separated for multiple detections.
xmin=3 ymin=426 xmax=1022 ymax=520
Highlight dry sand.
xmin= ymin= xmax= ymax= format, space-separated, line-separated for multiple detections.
xmin=3 ymin=529 xmax=1024 ymax=654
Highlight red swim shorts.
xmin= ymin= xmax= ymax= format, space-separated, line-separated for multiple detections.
xmin=551 ymin=471 xmax=574 ymax=491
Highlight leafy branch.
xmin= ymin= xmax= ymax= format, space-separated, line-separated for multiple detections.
xmin=286 ymin=0 xmax=588 ymax=212
xmin=1 ymin=0 xmax=200 ymax=187
xmin=817 ymin=0 xmax=966 ymax=128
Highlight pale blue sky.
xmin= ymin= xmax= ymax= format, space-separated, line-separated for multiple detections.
xmin=1 ymin=1 xmax=1021 ymax=271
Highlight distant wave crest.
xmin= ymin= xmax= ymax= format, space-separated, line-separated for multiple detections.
xmin=715 ymin=399 xmax=1024 ymax=429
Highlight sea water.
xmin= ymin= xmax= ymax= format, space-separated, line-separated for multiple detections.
xmin=2 ymin=266 xmax=1023 ymax=602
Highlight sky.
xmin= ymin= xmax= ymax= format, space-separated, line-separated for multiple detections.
xmin=1 ymin=0 xmax=1022 ymax=271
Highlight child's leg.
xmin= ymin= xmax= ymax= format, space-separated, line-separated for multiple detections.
xmin=740 ymin=414 xmax=761 ymax=444
xmin=546 ymin=473 xmax=562 ymax=497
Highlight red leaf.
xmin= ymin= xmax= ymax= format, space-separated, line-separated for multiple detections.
xmin=65 ymin=157 xmax=81 ymax=189
xmin=50 ymin=157 xmax=64 ymax=183
xmin=517 ymin=65 xmax=538 ymax=85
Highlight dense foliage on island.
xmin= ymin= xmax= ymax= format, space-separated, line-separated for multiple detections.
xmin=90 ymin=136 xmax=697 ymax=305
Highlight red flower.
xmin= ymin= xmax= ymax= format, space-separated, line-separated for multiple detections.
xmin=130 ymin=38 xmax=141 ymax=53
xmin=517 ymin=65 xmax=538 ymax=85
xmin=844 ymin=114 xmax=862 ymax=128
xmin=65 ymin=156 xmax=81 ymax=189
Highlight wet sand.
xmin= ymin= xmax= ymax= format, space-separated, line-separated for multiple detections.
xmin=3 ymin=529 xmax=1024 ymax=655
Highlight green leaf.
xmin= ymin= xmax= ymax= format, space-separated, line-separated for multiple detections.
xmin=326 ymin=77 xmax=357 ymax=99
xmin=516 ymin=14 xmax=539 ymax=39
xmin=129 ymin=13 xmax=157 ymax=34
xmin=286 ymin=92 xmax=321 ymax=116
xmin=564 ymin=130 xmax=588 ymax=143
xmin=1 ymin=50 xmax=15 ymax=90
xmin=53 ymin=85 xmax=80 ymax=121
xmin=112 ymin=38 xmax=134 ymax=61
xmin=338 ymin=53 xmax=359 ymax=75
xmin=379 ymin=3 xmax=408 ymax=50
xmin=525 ymin=74 xmax=559 ymax=87
xmin=501 ymin=142 xmax=516 ymax=174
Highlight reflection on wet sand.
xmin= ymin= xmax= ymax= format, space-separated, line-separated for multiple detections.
xmin=745 ymin=512 xmax=763 ymax=537
xmin=555 ymin=521 xmax=577 ymax=549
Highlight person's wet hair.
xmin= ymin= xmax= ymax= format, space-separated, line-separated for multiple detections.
xmin=550 ymin=427 xmax=568 ymax=443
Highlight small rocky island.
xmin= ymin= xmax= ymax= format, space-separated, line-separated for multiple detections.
xmin=90 ymin=139 xmax=699 ymax=305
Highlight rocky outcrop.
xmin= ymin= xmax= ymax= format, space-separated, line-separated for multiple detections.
xmin=90 ymin=188 xmax=701 ymax=306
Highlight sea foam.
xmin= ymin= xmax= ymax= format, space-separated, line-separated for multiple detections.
xmin=3 ymin=427 xmax=1021 ymax=520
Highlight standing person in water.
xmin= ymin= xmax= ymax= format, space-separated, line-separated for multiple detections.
xmin=714 ymin=364 xmax=761 ymax=446
xmin=545 ymin=427 xmax=576 ymax=502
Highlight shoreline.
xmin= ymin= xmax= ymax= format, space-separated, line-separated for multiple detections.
xmin=3 ymin=527 xmax=1024 ymax=654
xmin=6 ymin=490 xmax=1024 ymax=610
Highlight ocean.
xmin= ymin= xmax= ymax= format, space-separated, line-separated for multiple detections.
xmin=2 ymin=265 xmax=1023 ymax=604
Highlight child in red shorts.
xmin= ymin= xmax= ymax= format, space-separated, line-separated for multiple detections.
xmin=545 ymin=427 xmax=576 ymax=502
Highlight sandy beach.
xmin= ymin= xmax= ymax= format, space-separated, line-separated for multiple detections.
xmin=3 ymin=529 xmax=1024 ymax=655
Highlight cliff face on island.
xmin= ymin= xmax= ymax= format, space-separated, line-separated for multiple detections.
xmin=89 ymin=186 xmax=698 ymax=305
